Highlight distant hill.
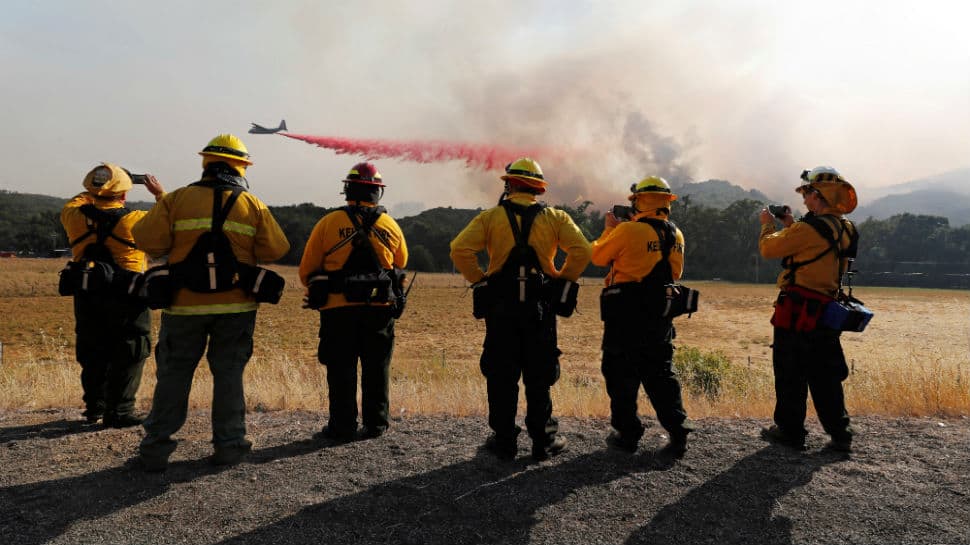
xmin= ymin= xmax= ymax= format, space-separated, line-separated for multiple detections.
xmin=0 ymin=190 xmax=154 ymax=212
xmin=4 ymin=188 xmax=969 ymax=289
xmin=673 ymin=179 xmax=771 ymax=209
xmin=850 ymin=167 xmax=970 ymax=226
xmin=865 ymin=168 xmax=970 ymax=200
xmin=0 ymin=190 xmax=65 ymax=211
xmin=0 ymin=190 xmax=156 ymax=253
xmin=396 ymin=207 xmax=482 ymax=272
xmin=854 ymin=189 xmax=970 ymax=226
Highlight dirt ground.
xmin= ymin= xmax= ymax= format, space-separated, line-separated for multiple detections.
xmin=1 ymin=410 xmax=968 ymax=545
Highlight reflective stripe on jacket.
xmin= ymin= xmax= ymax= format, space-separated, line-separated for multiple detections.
xmin=591 ymin=210 xmax=685 ymax=285
xmin=449 ymin=192 xmax=592 ymax=283
xmin=61 ymin=193 xmax=148 ymax=273
xmin=298 ymin=203 xmax=408 ymax=311
xmin=132 ymin=183 xmax=290 ymax=314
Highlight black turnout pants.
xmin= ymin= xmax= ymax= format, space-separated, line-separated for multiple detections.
xmin=601 ymin=316 xmax=690 ymax=442
xmin=771 ymin=327 xmax=852 ymax=441
xmin=480 ymin=307 xmax=561 ymax=447
xmin=318 ymin=305 xmax=396 ymax=436
xmin=73 ymin=291 xmax=150 ymax=417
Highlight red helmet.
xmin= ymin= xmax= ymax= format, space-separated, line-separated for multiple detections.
xmin=342 ymin=162 xmax=385 ymax=187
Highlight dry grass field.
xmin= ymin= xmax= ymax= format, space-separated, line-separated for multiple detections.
xmin=0 ymin=258 xmax=967 ymax=418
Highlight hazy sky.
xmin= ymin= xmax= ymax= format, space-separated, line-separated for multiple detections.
xmin=1 ymin=1 xmax=967 ymax=214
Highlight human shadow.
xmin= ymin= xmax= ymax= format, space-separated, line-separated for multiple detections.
xmin=0 ymin=418 xmax=98 ymax=444
xmin=216 ymin=446 xmax=667 ymax=545
xmin=249 ymin=436 xmax=330 ymax=464
xmin=625 ymin=446 xmax=845 ymax=545
xmin=0 ymin=436 xmax=338 ymax=545
xmin=0 ymin=456 xmax=210 ymax=545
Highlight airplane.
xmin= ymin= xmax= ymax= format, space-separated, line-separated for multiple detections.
xmin=249 ymin=119 xmax=287 ymax=134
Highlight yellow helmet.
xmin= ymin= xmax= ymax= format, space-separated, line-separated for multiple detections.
xmin=198 ymin=134 xmax=253 ymax=165
xmin=796 ymin=166 xmax=857 ymax=214
xmin=82 ymin=163 xmax=132 ymax=198
xmin=628 ymin=176 xmax=677 ymax=202
xmin=500 ymin=157 xmax=547 ymax=190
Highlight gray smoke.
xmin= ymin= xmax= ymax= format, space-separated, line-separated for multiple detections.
xmin=622 ymin=111 xmax=694 ymax=189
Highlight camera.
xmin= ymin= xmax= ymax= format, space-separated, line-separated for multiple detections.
xmin=611 ymin=205 xmax=634 ymax=221
xmin=122 ymin=167 xmax=148 ymax=184
xmin=768 ymin=204 xmax=791 ymax=219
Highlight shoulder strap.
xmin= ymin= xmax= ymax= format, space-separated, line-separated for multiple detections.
xmin=638 ymin=217 xmax=675 ymax=259
xmin=70 ymin=205 xmax=136 ymax=249
xmin=840 ymin=219 xmax=858 ymax=260
xmin=782 ymin=214 xmax=855 ymax=285
xmin=802 ymin=214 xmax=838 ymax=247
xmin=637 ymin=217 xmax=675 ymax=283
xmin=210 ymin=186 xmax=244 ymax=234
xmin=500 ymin=200 xmax=545 ymax=248
xmin=323 ymin=205 xmax=388 ymax=259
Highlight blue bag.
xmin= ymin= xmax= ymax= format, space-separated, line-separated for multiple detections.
xmin=821 ymin=295 xmax=873 ymax=332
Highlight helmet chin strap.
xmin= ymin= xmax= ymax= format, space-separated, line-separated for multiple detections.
xmin=497 ymin=182 xmax=511 ymax=205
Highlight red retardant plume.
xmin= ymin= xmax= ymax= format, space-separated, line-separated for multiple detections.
xmin=281 ymin=133 xmax=553 ymax=171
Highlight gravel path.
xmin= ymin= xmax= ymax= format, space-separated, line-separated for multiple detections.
xmin=1 ymin=410 xmax=968 ymax=545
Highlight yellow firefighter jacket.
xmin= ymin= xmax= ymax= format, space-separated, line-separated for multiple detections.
xmin=449 ymin=192 xmax=592 ymax=283
xmin=759 ymin=207 xmax=854 ymax=297
xmin=61 ymin=193 xmax=148 ymax=273
xmin=592 ymin=210 xmax=685 ymax=285
xmin=132 ymin=184 xmax=290 ymax=315
xmin=299 ymin=203 xmax=408 ymax=311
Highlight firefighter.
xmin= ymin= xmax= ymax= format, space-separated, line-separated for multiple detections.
xmin=60 ymin=163 xmax=164 ymax=427
xmin=758 ymin=166 xmax=858 ymax=452
xmin=591 ymin=176 xmax=694 ymax=457
xmin=450 ymin=158 xmax=591 ymax=461
xmin=132 ymin=134 xmax=290 ymax=471
xmin=299 ymin=162 xmax=408 ymax=442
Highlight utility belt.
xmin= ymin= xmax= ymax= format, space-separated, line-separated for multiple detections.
xmin=471 ymin=273 xmax=578 ymax=320
xmin=599 ymin=281 xmax=699 ymax=322
xmin=306 ymin=268 xmax=405 ymax=309
xmin=771 ymin=285 xmax=832 ymax=332
xmin=772 ymin=285 xmax=874 ymax=333
xmin=58 ymin=259 xmax=142 ymax=300
xmin=132 ymin=261 xmax=285 ymax=310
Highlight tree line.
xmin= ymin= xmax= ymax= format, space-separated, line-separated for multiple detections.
xmin=3 ymin=190 xmax=968 ymax=289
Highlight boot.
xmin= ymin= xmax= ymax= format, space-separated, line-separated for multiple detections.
xmin=82 ymin=407 xmax=104 ymax=424
xmin=825 ymin=435 xmax=853 ymax=453
xmin=313 ymin=425 xmax=356 ymax=444
xmin=358 ymin=425 xmax=386 ymax=439
xmin=659 ymin=434 xmax=688 ymax=459
xmin=531 ymin=435 xmax=567 ymax=461
xmin=212 ymin=443 xmax=252 ymax=466
xmin=760 ymin=425 xmax=806 ymax=450
xmin=135 ymin=452 xmax=170 ymax=473
xmin=104 ymin=413 xmax=144 ymax=429
xmin=483 ymin=434 xmax=518 ymax=460
xmin=605 ymin=430 xmax=639 ymax=453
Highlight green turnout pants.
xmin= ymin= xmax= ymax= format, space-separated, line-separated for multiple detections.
xmin=480 ymin=308 xmax=561 ymax=447
xmin=317 ymin=305 xmax=396 ymax=436
xmin=140 ymin=311 xmax=256 ymax=459
xmin=771 ymin=327 xmax=852 ymax=442
xmin=73 ymin=291 xmax=151 ymax=418
xmin=601 ymin=316 xmax=691 ymax=442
